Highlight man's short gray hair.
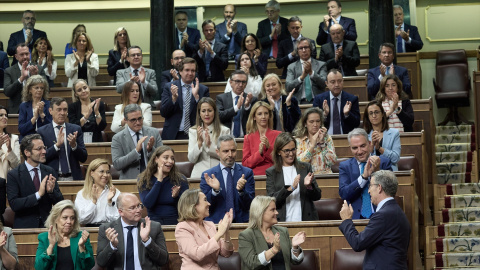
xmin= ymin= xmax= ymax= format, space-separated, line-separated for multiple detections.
xmin=295 ymin=37 xmax=315 ymax=55
xmin=217 ymin=134 xmax=237 ymax=149
xmin=347 ymin=128 xmax=369 ymax=144
xmin=124 ymin=104 xmax=142 ymax=120
xmin=265 ymin=0 xmax=280 ymax=11
xmin=393 ymin=5 xmax=403 ymax=11
xmin=371 ymin=170 xmax=398 ymax=197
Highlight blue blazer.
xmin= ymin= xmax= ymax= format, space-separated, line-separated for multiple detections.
xmin=194 ymin=41 xmax=229 ymax=82
xmin=200 ymin=163 xmax=255 ymax=223
xmin=175 ymin=27 xmax=201 ymax=57
xmin=312 ymin=91 xmax=360 ymax=134
xmin=7 ymin=29 xmax=47 ymax=65
xmin=339 ymin=199 xmax=410 ymax=269
xmin=316 ymin=16 xmax=357 ymax=45
xmin=215 ymin=21 xmax=248 ymax=56
xmin=18 ymin=100 xmax=52 ymax=141
xmin=367 ymin=65 xmax=411 ymax=100
xmin=403 ymin=23 xmax=423 ymax=52
xmin=37 ymin=123 xmax=88 ymax=180
xmin=368 ymin=128 xmax=401 ymax=171
xmin=160 ymin=79 xmax=209 ymax=140
xmin=0 ymin=51 xmax=8 ymax=70
xmin=339 ymin=156 xmax=392 ymax=219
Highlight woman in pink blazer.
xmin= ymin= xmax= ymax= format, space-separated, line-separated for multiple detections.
xmin=242 ymin=101 xmax=282 ymax=175
xmin=175 ymin=189 xmax=234 ymax=269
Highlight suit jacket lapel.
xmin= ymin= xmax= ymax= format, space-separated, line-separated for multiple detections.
xmin=123 ymin=128 xmax=136 ymax=151
xmin=20 ymin=164 xmax=37 ymax=194
xmin=114 ymin=219 xmax=125 ymax=268
xmin=350 ymin=158 xmax=360 ymax=178
xmin=177 ymin=80 xmax=184 ymax=110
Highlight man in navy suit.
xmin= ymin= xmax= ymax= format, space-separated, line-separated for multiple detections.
xmin=194 ymin=20 xmax=229 ymax=83
xmin=37 ymin=97 xmax=88 ymax=181
xmin=367 ymin=42 xmax=412 ymax=100
xmin=200 ymin=135 xmax=255 ymax=223
xmin=319 ymin=24 xmax=360 ymax=76
xmin=160 ymin=49 xmax=186 ymax=94
xmin=256 ymin=0 xmax=290 ymax=58
xmin=339 ymin=128 xmax=393 ymax=219
xmin=174 ymin=11 xmax=201 ymax=57
xmin=161 ymin=57 xmax=209 ymax=140
xmin=0 ymin=50 xmax=9 ymax=88
xmin=7 ymin=10 xmax=47 ymax=66
xmin=276 ymin=16 xmax=317 ymax=79
xmin=394 ymin=5 xmax=423 ymax=53
xmin=215 ymin=4 xmax=248 ymax=60
xmin=7 ymin=134 xmax=63 ymax=228
xmin=339 ymin=170 xmax=410 ymax=269
xmin=312 ymin=69 xmax=360 ymax=135
xmin=316 ymin=0 xmax=357 ymax=45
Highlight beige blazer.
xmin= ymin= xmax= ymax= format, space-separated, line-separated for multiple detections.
xmin=0 ymin=134 xmax=20 ymax=179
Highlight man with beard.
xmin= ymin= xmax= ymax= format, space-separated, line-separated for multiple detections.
xmin=215 ymin=4 xmax=248 ymax=59
xmin=160 ymin=50 xmax=186 ymax=93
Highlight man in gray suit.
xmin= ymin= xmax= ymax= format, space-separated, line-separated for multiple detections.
xmin=116 ymin=46 xmax=158 ymax=106
xmin=111 ymin=104 xmax=162 ymax=179
xmin=286 ymin=37 xmax=327 ymax=104
xmin=4 ymin=43 xmax=46 ymax=113
xmin=96 ymin=193 xmax=169 ymax=269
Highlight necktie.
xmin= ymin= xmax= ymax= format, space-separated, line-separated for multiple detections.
xmin=272 ymin=23 xmax=278 ymax=58
xmin=397 ymin=35 xmax=404 ymax=53
xmin=386 ymin=65 xmax=390 ymax=75
xmin=205 ymin=47 xmax=212 ymax=75
xmin=32 ymin=168 xmax=40 ymax=191
xmin=184 ymin=85 xmax=192 ymax=134
xmin=133 ymin=69 xmax=139 ymax=76
xmin=335 ymin=44 xmax=345 ymax=75
xmin=233 ymin=96 xmax=241 ymax=138
xmin=304 ymin=74 xmax=312 ymax=101
xmin=360 ymin=162 xmax=372 ymax=218
xmin=179 ymin=32 xmax=183 ymax=49
xmin=125 ymin=226 xmax=135 ymax=270
xmin=293 ymin=39 xmax=297 ymax=51
xmin=136 ymin=132 xmax=146 ymax=173
xmin=332 ymin=97 xmax=341 ymax=134
xmin=224 ymin=167 xmax=235 ymax=220
xmin=56 ymin=125 xmax=69 ymax=174
xmin=228 ymin=32 xmax=236 ymax=55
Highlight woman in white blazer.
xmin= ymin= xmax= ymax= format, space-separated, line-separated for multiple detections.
xmin=111 ymin=81 xmax=152 ymax=133
xmin=65 ymin=33 xmax=99 ymax=87
xmin=188 ymin=97 xmax=230 ymax=176
xmin=0 ymin=105 xmax=20 ymax=179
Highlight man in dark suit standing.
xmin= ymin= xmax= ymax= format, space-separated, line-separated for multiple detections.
xmin=217 ymin=70 xmax=256 ymax=138
xmin=194 ymin=20 xmax=228 ymax=83
xmin=215 ymin=4 xmax=248 ymax=60
xmin=319 ymin=24 xmax=360 ymax=76
xmin=96 ymin=193 xmax=169 ymax=270
xmin=7 ymin=10 xmax=47 ymax=66
xmin=201 ymin=135 xmax=255 ymax=223
xmin=7 ymin=134 xmax=63 ymax=228
xmin=394 ymin=5 xmax=423 ymax=53
xmin=161 ymin=57 xmax=209 ymax=140
xmin=276 ymin=16 xmax=317 ymax=79
xmin=37 ymin=97 xmax=88 ymax=181
xmin=367 ymin=42 xmax=412 ymax=100
xmin=174 ymin=11 xmax=201 ymax=57
xmin=339 ymin=170 xmax=410 ymax=269
xmin=316 ymin=0 xmax=357 ymax=45
xmin=313 ymin=69 xmax=360 ymax=134
xmin=4 ymin=43 xmax=46 ymax=114
xmin=256 ymin=0 xmax=290 ymax=59
xmin=339 ymin=128 xmax=392 ymax=219
xmin=160 ymin=49 xmax=186 ymax=94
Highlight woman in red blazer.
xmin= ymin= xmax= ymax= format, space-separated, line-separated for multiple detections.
xmin=242 ymin=101 xmax=281 ymax=175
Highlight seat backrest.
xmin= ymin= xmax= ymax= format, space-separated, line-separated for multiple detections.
xmin=314 ymin=198 xmax=343 ymax=220
xmin=435 ymin=50 xmax=469 ymax=93
xmin=101 ymin=131 xmax=107 ymax=143
xmin=333 ymin=249 xmax=365 ymax=270
xmin=176 ymin=162 xmax=195 ymax=178
xmin=331 ymin=158 xmax=349 ymax=173
xmin=2 ymin=207 xmax=14 ymax=228
xmin=109 ymin=166 xmax=120 ymax=180
xmin=291 ymin=249 xmax=318 ymax=270
xmin=219 ymin=252 xmax=241 ymax=270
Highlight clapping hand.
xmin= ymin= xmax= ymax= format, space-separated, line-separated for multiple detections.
xmin=343 ymin=101 xmax=352 ymax=115
xmin=291 ymin=231 xmax=306 ymax=248
xmin=171 ymin=84 xmax=179 ymax=103
xmin=286 ymin=88 xmax=295 ymax=107
xmin=170 ymin=69 xmax=179 ymax=80
xmin=107 ymin=185 xmax=116 ymax=202
xmin=371 ymin=131 xmax=382 ymax=150
xmin=140 ymin=217 xmax=151 ymax=242
xmin=0 ymin=134 xmax=11 ymax=152
xmin=146 ymin=136 xmax=155 ymax=152
xmin=67 ymin=131 xmax=78 ymax=148
xmin=191 ymin=78 xmax=200 ymax=100
xmin=304 ymin=172 xmax=314 ymax=187
xmin=340 ymin=200 xmax=354 ymax=220
xmin=291 ymin=174 xmax=301 ymax=190
xmin=171 ymin=185 xmax=181 ymax=198
xmin=0 ymin=231 xmax=7 ymax=248
xmin=217 ymin=209 xmax=233 ymax=237
xmin=322 ymin=99 xmax=329 ymax=116
xmin=236 ymin=174 xmax=247 ymax=191
xmin=78 ymin=230 xmax=90 ymax=252
xmin=138 ymin=68 xmax=146 ymax=83
xmin=105 ymin=227 xmax=119 ymax=248
xmin=46 ymin=174 xmax=56 ymax=193
xmin=204 ymin=173 xmax=220 ymax=190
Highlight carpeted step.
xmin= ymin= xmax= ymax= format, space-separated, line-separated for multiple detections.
xmin=444 ymin=195 xmax=480 ymax=209
xmin=437 ymin=172 xmax=472 ymax=184
xmin=437 ymin=162 xmax=472 ymax=174
xmin=438 ymin=223 xmax=480 ymax=237
xmin=442 ymin=208 xmax=480 ymax=223
xmin=436 ymin=143 xmax=476 ymax=153
xmin=435 ymin=252 xmax=480 ymax=267
xmin=444 ymin=183 xmax=480 ymax=196
xmin=436 ymin=237 xmax=480 ymax=252
xmin=436 ymin=151 xmax=473 ymax=163
xmin=436 ymin=134 xmax=475 ymax=145
xmin=436 ymin=125 xmax=475 ymax=136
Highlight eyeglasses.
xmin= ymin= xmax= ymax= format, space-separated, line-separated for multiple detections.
xmin=297 ymin=46 xmax=310 ymax=51
xmin=232 ymin=80 xmax=247 ymax=85
xmin=129 ymin=53 xmax=142 ymax=58
xmin=173 ymin=56 xmax=185 ymax=61
xmin=127 ymin=117 xmax=143 ymax=123
xmin=123 ymin=203 xmax=144 ymax=212
xmin=96 ymin=170 xmax=111 ymax=175
xmin=368 ymin=111 xmax=382 ymax=116
xmin=369 ymin=183 xmax=379 ymax=188
xmin=265 ymin=9 xmax=277 ymax=14
xmin=281 ymin=148 xmax=297 ymax=154
xmin=33 ymin=146 xmax=47 ymax=151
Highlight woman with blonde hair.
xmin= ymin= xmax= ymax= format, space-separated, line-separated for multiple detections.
xmin=294 ymin=107 xmax=337 ymax=174
xmin=259 ymin=73 xmax=300 ymax=132
xmin=32 ymin=37 xmax=57 ymax=88
xmin=65 ymin=24 xmax=86 ymax=57
xmin=74 ymin=159 xmax=120 ymax=226
xmin=175 ymin=189 xmax=233 ymax=269
xmin=35 ymin=200 xmax=95 ymax=270
xmin=18 ymin=75 xmax=52 ymax=141
xmin=238 ymin=196 xmax=305 ymax=270
xmin=111 ymin=81 xmax=152 ymax=133
xmin=107 ymin=27 xmax=131 ymax=83
xmin=188 ymin=97 xmax=230 ymax=176
xmin=65 ymin=33 xmax=99 ymax=87
xmin=242 ymin=101 xmax=281 ymax=175
xmin=138 ymin=146 xmax=189 ymax=225
xmin=68 ymin=79 xmax=107 ymax=143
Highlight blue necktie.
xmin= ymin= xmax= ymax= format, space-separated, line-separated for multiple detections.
xmin=228 ymin=33 xmax=235 ymax=55
xmin=205 ymin=48 xmax=212 ymax=75
xmin=332 ymin=97 xmax=341 ymax=134
xmin=397 ymin=35 xmax=404 ymax=53
xmin=125 ymin=226 xmax=135 ymax=269
xmin=56 ymin=126 xmax=69 ymax=174
xmin=360 ymin=162 xmax=372 ymax=218
xmin=233 ymin=96 xmax=241 ymax=138
xmin=224 ymin=167 xmax=235 ymax=220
